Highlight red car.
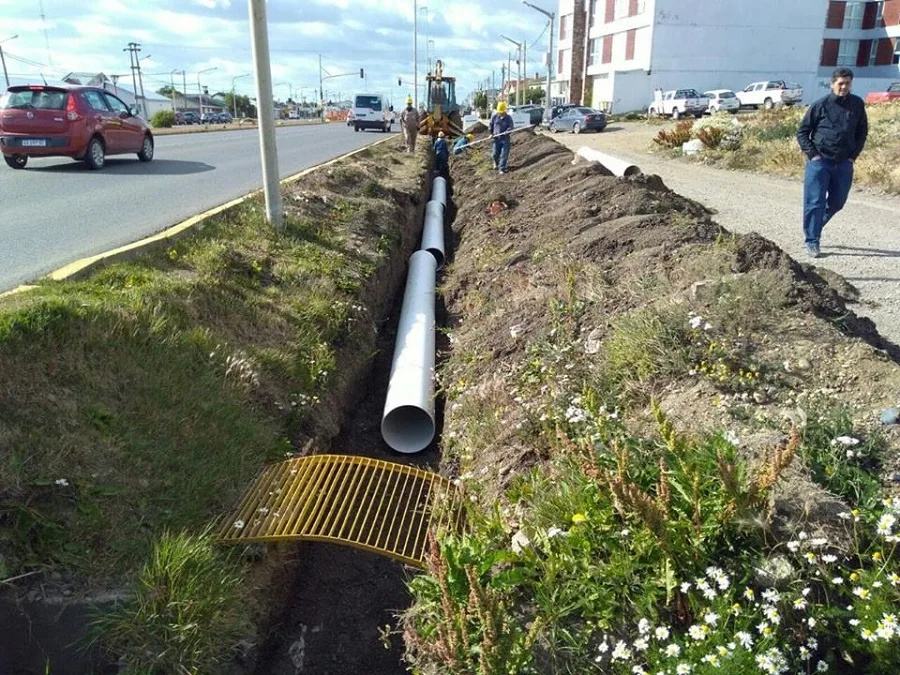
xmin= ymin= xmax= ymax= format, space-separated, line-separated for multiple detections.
xmin=865 ymin=82 xmax=900 ymax=104
xmin=0 ymin=84 xmax=154 ymax=170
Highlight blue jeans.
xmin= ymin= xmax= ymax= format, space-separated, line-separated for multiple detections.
xmin=803 ymin=158 xmax=853 ymax=246
xmin=492 ymin=136 xmax=510 ymax=171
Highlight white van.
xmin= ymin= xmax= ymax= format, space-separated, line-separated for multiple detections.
xmin=352 ymin=93 xmax=392 ymax=133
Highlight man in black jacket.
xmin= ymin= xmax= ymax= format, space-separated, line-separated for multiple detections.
xmin=796 ymin=67 xmax=868 ymax=259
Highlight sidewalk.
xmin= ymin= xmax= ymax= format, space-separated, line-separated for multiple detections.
xmin=550 ymin=126 xmax=900 ymax=347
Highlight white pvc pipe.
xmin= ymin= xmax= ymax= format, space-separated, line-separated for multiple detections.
xmin=576 ymin=147 xmax=642 ymax=177
xmin=381 ymin=250 xmax=437 ymax=454
xmin=422 ymin=200 xmax=445 ymax=269
xmin=431 ymin=176 xmax=447 ymax=206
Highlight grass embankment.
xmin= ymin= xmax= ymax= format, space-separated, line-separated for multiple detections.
xmin=151 ymin=118 xmax=326 ymax=135
xmin=400 ymin=131 xmax=900 ymax=674
xmin=0 ymin=139 xmax=424 ymax=671
xmin=651 ymin=102 xmax=900 ymax=193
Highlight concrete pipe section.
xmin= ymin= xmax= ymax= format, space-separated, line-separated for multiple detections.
xmin=576 ymin=147 xmax=642 ymax=177
xmin=381 ymin=250 xmax=438 ymax=454
xmin=432 ymin=176 xmax=447 ymax=206
xmin=422 ymin=200 xmax=446 ymax=269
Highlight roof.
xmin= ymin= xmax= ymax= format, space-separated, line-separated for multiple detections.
xmin=105 ymin=82 xmax=171 ymax=102
xmin=5 ymin=76 xmax=72 ymax=89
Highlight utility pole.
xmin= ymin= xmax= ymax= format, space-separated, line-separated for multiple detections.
xmin=522 ymin=1 xmax=555 ymax=122
xmin=0 ymin=35 xmax=17 ymax=89
xmin=248 ymin=0 xmax=283 ymax=229
xmin=318 ymin=53 xmax=324 ymax=119
xmin=501 ymin=36 xmax=522 ymax=105
xmin=183 ymin=71 xmax=188 ymax=112
xmin=413 ymin=0 xmax=418 ymax=109
xmin=232 ymin=73 xmax=250 ymax=118
xmin=170 ymin=69 xmax=179 ymax=112
xmin=522 ymin=41 xmax=527 ymax=105
xmin=136 ymin=54 xmax=148 ymax=118
xmin=124 ymin=43 xmax=140 ymax=115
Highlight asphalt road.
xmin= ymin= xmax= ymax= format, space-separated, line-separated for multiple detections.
xmin=0 ymin=123 xmax=396 ymax=291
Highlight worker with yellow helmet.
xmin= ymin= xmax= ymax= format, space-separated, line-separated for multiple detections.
xmin=399 ymin=96 xmax=418 ymax=153
xmin=489 ymin=100 xmax=514 ymax=174
xmin=452 ymin=132 xmax=476 ymax=155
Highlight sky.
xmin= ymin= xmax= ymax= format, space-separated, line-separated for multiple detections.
xmin=0 ymin=0 xmax=556 ymax=104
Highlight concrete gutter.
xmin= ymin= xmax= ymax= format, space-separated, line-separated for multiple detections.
xmin=0 ymin=135 xmax=397 ymax=300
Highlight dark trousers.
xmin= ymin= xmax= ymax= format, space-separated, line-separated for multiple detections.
xmin=803 ymin=158 xmax=853 ymax=246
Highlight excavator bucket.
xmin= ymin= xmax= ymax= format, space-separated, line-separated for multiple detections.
xmin=419 ymin=59 xmax=464 ymax=139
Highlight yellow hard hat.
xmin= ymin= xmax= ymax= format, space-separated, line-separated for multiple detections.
xmin=466 ymin=133 xmax=474 ymax=141
xmin=406 ymin=96 xmax=412 ymax=105
xmin=497 ymin=101 xmax=507 ymax=113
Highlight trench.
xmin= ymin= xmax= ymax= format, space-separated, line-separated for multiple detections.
xmin=252 ymin=178 xmax=455 ymax=675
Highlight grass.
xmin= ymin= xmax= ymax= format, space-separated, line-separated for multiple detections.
xmin=651 ymin=102 xmax=900 ymax=193
xmin=0 ymin=139 xmax=420 ymax=665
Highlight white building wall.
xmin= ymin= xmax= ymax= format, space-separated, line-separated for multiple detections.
xmin=648 ymin=0 xmax=826 ymax=105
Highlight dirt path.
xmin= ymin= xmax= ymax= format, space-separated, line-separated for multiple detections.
xmin=549 ymin=123 xmax=900 ymax=347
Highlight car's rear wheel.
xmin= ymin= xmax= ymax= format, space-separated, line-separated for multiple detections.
xmin=138 ymin=134 xmax=154 ymax=162
xmin=672 ymin=108 xmax=681 ymax=120
xmin=573 ymin=122 xmax=581 ymax=134
xmin=354 ymin=125 xmax=360 ymax=132
xmin=85 ymin=136 xmax=106 ymax=170
xmin=4 ymin=154 xmax=27 ymax=170
xmin=764 ymin=97 xmax=774 ymax=110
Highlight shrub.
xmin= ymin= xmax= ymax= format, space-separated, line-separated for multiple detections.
xmin=696 ymin=126 xmax=725 ymax=149
xmin=654 ymin=120 xmax=694 ymax=149
xmin=150 ymin=109 xmax=176 ymax=128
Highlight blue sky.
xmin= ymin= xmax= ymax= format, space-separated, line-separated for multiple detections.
xmin=0 ymin=0 xmax=555 ymax=104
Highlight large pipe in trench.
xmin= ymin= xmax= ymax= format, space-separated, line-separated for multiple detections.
xmin=432 ymin=176 xmax=447 ymax=206
xmin=381 ymin=250 xmax=438 ymax=454
xmin=421 ymin=200 xmax=445 ymax=269
xmin=575 ymin=147 xmax=641 ymax=177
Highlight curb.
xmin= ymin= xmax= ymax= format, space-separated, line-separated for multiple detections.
xmin=2 ymin=134 xmax=399 ymax=296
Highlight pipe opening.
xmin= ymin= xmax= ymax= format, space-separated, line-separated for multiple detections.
xmin=381 ymin=405 xmax=436 ymax=454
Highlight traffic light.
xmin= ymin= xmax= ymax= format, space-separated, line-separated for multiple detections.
xmin=360 ymin=68 xmax=364 ymax=78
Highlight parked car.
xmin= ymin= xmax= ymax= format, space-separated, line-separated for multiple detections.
xmin=865 ymin=82 xmax=900 ymax=104
xmin=703 ymin=89 xmax=741 ymax=114
xmin=0 ymin=84 xmax=154 ymax=170
xmin=548 ymin=106 xmax=607 ymax=134
xmin=648 ymin=89 xmax=709 ymax=119
xmin=549 ymin=103 xmax=578 ymax=121
xmin=215 ymin=112 xmax=233 ymax=124
xmin=736 ymin=80 xmax=803 ymax=109
xmin=513 ymin=104 xmax=545 ymax=126
xmin=178 ymin=111 xmax=200 ymax=125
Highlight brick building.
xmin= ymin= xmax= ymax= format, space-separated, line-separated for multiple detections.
xmin=554 ymin=0 xmax=900 ymax=113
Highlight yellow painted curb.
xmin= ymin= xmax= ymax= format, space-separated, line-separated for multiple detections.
xmin=3 ymin=133 xmax=400 ymax=295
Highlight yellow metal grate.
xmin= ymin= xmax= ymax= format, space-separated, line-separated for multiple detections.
xmin=215 ymin=454 xmax=461 ymax=568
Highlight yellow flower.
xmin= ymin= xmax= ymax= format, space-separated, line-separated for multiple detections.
xmin=571 ymin=513 xmax=587 ymax=525
xmin=873 ymin=552 xmax=883 ymax=562
xmin=850 ymin=572 xmax=860 ymax=582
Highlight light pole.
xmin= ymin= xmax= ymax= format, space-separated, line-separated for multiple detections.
xmin=232 ymin=73 xmax=250 ymax=118
xmin=501 ymin=35 xmax=522 ymax=106
xmin=197 ymin=66 xmax=217 ymax=119
xmin=420 ymin=5 xmax=428 ymax=73
xmin=522 ymin=0 xmax=555 ymax=122
xmin=427 ymin=39 xmax=435 ymax=75
xmin=170 ymin=69 xmax=183 ymax=112
xmin=0 ymin=34 xmax=17 ymax=89
xmin=413 ymin=0 xmax=418 ymax=109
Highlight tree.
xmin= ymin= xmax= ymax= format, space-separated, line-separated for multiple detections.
xmin=157 ymin=85 xmax=180 ymax=99
xmin=524 ymin=87 xmax=545 ymax=105
xmin=222 ymin=92 xmax=256 ymax=118
xmin=473 ymin=90 xmax=488 ymax=113
xmin=150 ymin=109 xmax=176 ymax=128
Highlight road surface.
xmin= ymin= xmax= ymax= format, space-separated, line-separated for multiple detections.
xmin=0 ymin=123 xmax=395 ymax=290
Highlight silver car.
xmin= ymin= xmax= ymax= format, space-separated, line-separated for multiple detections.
xmin=704 ymin=89 xmax=741 ymax=114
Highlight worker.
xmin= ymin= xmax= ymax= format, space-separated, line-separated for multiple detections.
xmin=490 ymin=101 xmax=514 ymax=174
xmin=453 ymin=133 xmax=475 ymax=155
xmin=399 ymin=97 xmax=418 ymax=153
xmin=433 ymin=131 xmax=449 ymax=176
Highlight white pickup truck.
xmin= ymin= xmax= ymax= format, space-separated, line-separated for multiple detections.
xmin=648 ymin=89 xmax=710 ymax=119
xmin=736 ymin=81 xmax=803 ymax=110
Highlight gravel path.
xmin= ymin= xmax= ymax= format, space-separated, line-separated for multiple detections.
xmin=550 ymin=123 xmax=900 ymax=348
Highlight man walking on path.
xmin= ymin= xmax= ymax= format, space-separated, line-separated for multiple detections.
xmin=489 ymin=101 xmax=514 ymax=174
xmin=400 ymin=97 xmax=419 ymax=153
xmin=796 ymin=67 xmax=868 ymax=259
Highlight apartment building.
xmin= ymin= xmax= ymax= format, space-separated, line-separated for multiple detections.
xmin=555 ymin=0 xmax=900 ymax=113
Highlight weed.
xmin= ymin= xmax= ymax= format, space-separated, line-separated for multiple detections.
xmin=654 ymin=120 xmax=695 ymax=150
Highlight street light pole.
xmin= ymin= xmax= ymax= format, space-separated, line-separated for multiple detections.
xmin=501 ymin=35 xmax=522 ymax=106
xmin=0 ymin=35 xmax=18 ymax=89
xmin=522 ymin=1 xmax=555 ymax=123
xmin=232 ymin=73 xmax=250 ymax=118
xmin=197 ymin=67 xmax=217 ymax=119
xmin=170 ymin=69 xmax=183 ymax=112
xmin=248 ymin=0 xmax=283 ymax=229
xmin=413 ymin=0 xmax=418 ymax=109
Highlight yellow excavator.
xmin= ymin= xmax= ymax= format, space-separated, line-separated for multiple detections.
xmin=419 ymin=60 xmax=464 ymax=139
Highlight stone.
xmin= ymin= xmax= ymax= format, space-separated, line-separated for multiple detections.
xmin=879 ymin=407 xmax=899 ymax=426
xmin=796 ymin=358 xmax=811 ymax=371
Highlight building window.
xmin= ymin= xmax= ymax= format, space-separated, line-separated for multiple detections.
xmin=876 ymin=0 xmax=885 ymax=25
xmin=588 ymin=39 xmax=600 ymax=66
xmin=844 ymin=1 xmax=864 ymax=28
xmin=894 ymin=37 xmax=900 ymax=64
xmin=826 ymin=1 xmax=846 ymax=29
xmin=558 ymin=48 xmax=567 ymax=74
xmin=589 ymin=0 xmax=597 ymax=28
xmin=605 ymin=0 xmax=615 ymax=23
xmin=560 ymin=15 xmax=568 ymax=41
xmin=602 ymin=35 xmax=613 ymax=63
xmin=821 ymin=38 xmax=840 ymax=65
xmin=615 ymin=0 xmax=629 ymax=19
xmin=869 ymin=37 xmax=879 ymax=63
xmin=625 ymin=28 xmax=636 ymax=60
xmin=837 ymin=38 xmax=860 ymax=64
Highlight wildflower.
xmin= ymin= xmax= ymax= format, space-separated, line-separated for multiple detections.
xmin=805 ymin=552 xmax=817 ymax=564
xmin=681 ymin=581 xmax=692 ymax=593
xmin=861 ymin=628 xmax=876 ymax=642
xmin=611 ymin=641 xmax=632 ymax=661
xmin=764 ymin=607 xmax=781 ymax=624
xmin=597 ymin=639 xmax=610 ymax=654
xmin=802 ymin=587 xmax=812 ymax=597
xmin=702 ymin=585 xmax=717 ymax=601
xmin=761 ymin=588 xmax=780 ymax=604
xmin=816 ymin=661 xmax=829 ymax=672
xmin=831 ymin=435 xmax=859 ymax=446
xmin=732 ymin=603 xmax=742 ymax=615
xmin=849 ymin=619 xmax=860 ymax=627
xmin=717 ymin=645 xmax=729 ymax=657
xmin=872 ymin=551 xmax=882 ymax=562
xmin=676 ymin=664 xmax=692 ymax=675
xmin=736 ymin=631 xmax=753 ymax=649
xmin=850 ymin=572 xmax=859 ymax=582
xmin=793 ymin=598 xmax=808 ymax=610
xmin=690 ymin=315 xmax=704 ymax=329
xmin=666 ymin=643 xmax=681 ymax=657
xmin=743 ymin=588 xmax=755 ymax=601
xmin=54 ymin=478 xmax=69 ymax=487
xmin=620 ymin=528 xmax=631 ymax=537
xmin=632 ymin=667 xmax=647 ymax=675
xmin=811 ymin=537 xmax=828 ymax=547
xmin=637 ymin=618 xmax=651 ymax=635
xmin=798 ymin=531 xmax=809 ymax=540
xmin=655 ymin=626 xmax=670 ymax=641
xmin=889 ymin=572 xmax=900 ymax=586
xmin=234 ymin=519 xmax=245 ymax=529
xmin=808 ymin=617 xmax=817 ymax=628
xmin=877 ymin=513 xmax=896 ymax=536
xmin=838 ymin=511 xmax=850 ymax=520
xmin=755 ymin=647 xmax=788 ymax=675
xmin=634 ymin=637 xmax=649 ymax=652
xmin=822 ymin=554 xmax=837 ymax=563
xmin=571 ymin=513 xmax=587 ymax=524
xmin=787 ymin=541 xmax=800 ymax=553
xmin=689 ymin=625 xmax=705 ymax=641
xmin=832 ymin=576 xmax=844 ymax=585
xmin=704 ymin=612 xmax=720 ymax=626
xmin=701 ymin=654 xmax=719 ymax=667
xmin=547 ymin=526 xmax=565 ymax=538
xmin=852 ymin=587 xmax=871 ymax=600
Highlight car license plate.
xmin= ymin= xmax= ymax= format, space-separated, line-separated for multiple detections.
xmin=22 ymin=139 xmax=46 ymax=147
